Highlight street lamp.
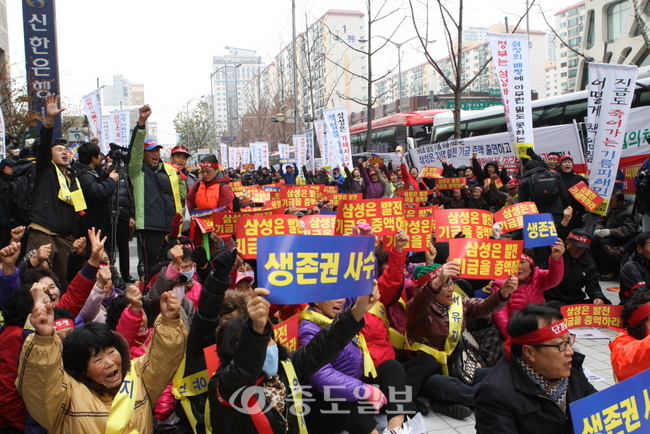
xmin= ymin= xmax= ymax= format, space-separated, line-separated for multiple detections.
xmin=210 ymin=64 xmax=242 ymax=143
xmin=186 ymin=95 xmax=205 ymax=148
xmin=360 ymin=36 xmax=436 ymax=112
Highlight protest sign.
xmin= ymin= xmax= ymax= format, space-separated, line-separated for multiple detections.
xmin=258 ymin=235 xmax=375 ymax=304
xmin=561 ymin=304 xmax=624 ymax=330
xmin=327 ymin=193 xmax=362 ymax=206
xmin=212 ymin=210 xmax=273 ymax=235
xmin=279 ymin=158 xmax=296 ymax=165
xmin=236 ymin=215 xmax=303 ymax=259
xmin=435 ymin=177 xmax=466 ymax=190
xmin=317 ymin=185 xmax=338 ymax=201
xmin=420 ymin=167 xmax=443 ymax=178
xmin=109 ymin=109 xmax=130 ymax=147
xmin=270 ymin=187 xmax=319 ymax=209
xmin=406 ymin=205 xmax=439 ymax=218
xmin=398 ymin=190 xmax=433 ymax=204
xmin=220 ymin=144 xmax=228 ymax=168
xmin=246 ymin=188 xmax=271 ymax=204
xmin=305 ymin=129 xmax=315 ymax=173
xmin=323 ymin=106 xmax=352 ymax=168
xmin=335 ymin=198 xmax=405 ymax=236
xmin=293 ymin=135 xmax=307 ymax=173
xmin=484 ymin=177 xmax=503 ymax=189
xmin=493 ymin=201 xmax=539 ymax=233
xmin=314 ymin=119 xmax=331 ymax=167
xmin=229 ymin=181 xmax=244 ymax=197
xmin=278 ymin=143 xmax=290 ymax=159
xmin=301 ymin=215 xmax=336 ymax=235
xmin=384 ymin=217 xmax=435 ymax=252
xmin=369 ymin=153 xmax=385 ymax=166
xmin=523 ymin=213 xmax=559 ymax=248
xmin=434 ymin=209 xmax=493 ymax=241
xmin=273 ymin=314 xmax=300 ymax=352
xmin=570 ymin=367 xmax=650 ymax=434
xmin=449 ymin=238 xmax=523 ymax=279
xmin=569 ymin=181 xmax=605 ymax=213
xmin=81 ymin=89 xmax=106 ymax=153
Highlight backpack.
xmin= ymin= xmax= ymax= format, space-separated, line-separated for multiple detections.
xmin=9 ymin=159 xmax=36 ymax=226
xmin=528 ymin=169 xmax=560 ymax=206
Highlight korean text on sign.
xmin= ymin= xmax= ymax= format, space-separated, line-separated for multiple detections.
xmin=435 ymin=177 xmax=466 ymax=190
xmin=236 ymin=215 xmax=303 ymax=259
xmin=384 ymin=217 xmax=435 ymax=252
xmin=434 ymin=208 xmax=494 ymax=241
xmin=301 ymin=215 xmax=336 ymax=235
xmin=406 ymin=205 xmax=439 ymax=218
xmin=273 ymin=314 xmax=300 ymax=352
xmin=420 ymin=167 xmax=443 ymax=178
xmin=257 ymin=235 xmax=376 ymax=305
xmin=270 ymin=187 xmax=319 ymax=209
xmin=568 ymin=181 xmax=604 ymax=213
xmin=449 ymin=238 xmax=523 ymax=279
xmin=570 ymin=365 xmax=650 ymax=434
xmin=398 ymin=190 xmax=433 ymax=204
xmin=212 ymin=211 xmax=272 ymax=235
xmin=493 ymin=201 xmax=539 ymax=233
xmin=561 ymin=304 xmax=624 ymax=330
xmin=523 ymin=213 xmax=558 ymax=248
xmin=328 ymin=193 xmax=362 ymax=206
xmin=335 ymin=198 xmax=405 ymax=236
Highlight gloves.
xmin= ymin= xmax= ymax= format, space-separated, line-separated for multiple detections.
xmin=192 ymin=246 xmax=209 ymax=269
xmin=594 ymin=229 xmax=611 ymax=238
xmin=492 ymin=222 xmax=503 ymax=240
xmin=212 ymin=249 xmax=237 ymax=278
xmin=526 ymin=147 xmax=536 ymax=157
xmin=364 ymin=385 xmax=387 ymax=411
xmin=169 ymin=213 xmax=183 ymax=237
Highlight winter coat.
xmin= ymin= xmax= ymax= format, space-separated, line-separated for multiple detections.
xmin=475 ymin=353 xmax=597 ymax=434
xmin=0 ymin=325 xmax=26 ymax=430
xmin=144 ymin=264 xmax=199 ymax=329
xmin=361 ymin=165 xmax=386 ymax=199
xmin=76 ymin=163 xmax=117 ymax=238
xmin=279 ymin=164 xmax=298 ymax=185
xmin=518 ymin=167 xmax=569 ymax=218
xmin=16 ymin=315 xmax=187 ymax=434
xmin=492 ymin=257 xmax=564 ymax=339
xmin=343 ymin=166 xmax=364 ymax=194
xmin=437 ymin=190 xmax=468 ymax=209
xmin=545 ymin=251 xmax=608 ymax=305
xmin=620 ymin=251 xmax=650 ymax=303
xmin=595 ymin=199 xmax=639 ymax=241
xmin=332 ymin=172 xmax=346 ymax=193
xmin=210 ymin=308 xmax=364 ymax=434
xmin=559 ymin=170 xmax=588 ymax=229
xmin=116 ymin=167 xmax=133 ymax=222
xmin=186 ymin=173 xmax=235 ymax=213
xmin=0 ymin=267 xmax=20 ymax=310
xmin=609 ymin=330 xmax=650 ymax=381
xmin=400 ymin=163 xmax=421 ymax=191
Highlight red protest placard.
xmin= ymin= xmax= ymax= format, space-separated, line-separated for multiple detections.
xmin=203 ymin=344 xmax=220 ymax=377
xmin=493 ymin=201 xmax=539 ymax=233
xmin=435 ymin=177 xmax=466 ymax=190
xmin=236 ymin=215 xmax=303 ymax=258
xmin=301 ymin=215 xmax=336 ymax=235
xmin=405 ymin=205 xmax=439 ymax=218
xmin=269 ymin=187 xmax=319 ymax=209
xmin=484 ymin=177 xmax=503 ymax=188
xmin=384 ymin=217 xmax=435 ymax=252
xmin=449 ymin=238 xmax=523 ymax=279
xmin=568 ymin=181 xmax=604 ymax=212
xmin=242 ymin=164 xmax=255 ymax=170
xmin=230 ymin=181 xmax=244 ymax=197
xmin=273 ymin=314 xmax=300 ymax=352
xmin=434 ymin=208 xmax=493 ymax=241
xmin=420 ymin=167 xmax=443 ymax=178
xmin=369 ymin=154 xmax=385 ymax=166
xmin=328 ymin=193 xmax=363 ymax=206
xmin=317 ymin=185 xmax=338 ymax=201
xmin=212 ymin=211 xmax=273 ymax=235
xmin=335 ymin=198 xmax=405 ymax=236
xmin=561 ymin=304 xmax=624 ymax=330
xmin=398 ymin=189 xmax=434 ymax=204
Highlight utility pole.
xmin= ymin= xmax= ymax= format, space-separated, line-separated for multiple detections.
xmin=292 ymin=0 xmax=298 ymax=135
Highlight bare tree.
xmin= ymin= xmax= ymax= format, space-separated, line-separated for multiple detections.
xmin=632 ymin=0 xmax=650 ymax=47
xmin=0 ymin=63 xmax=43 ymax=143
xmin=538 ymin=5 xmax=594 ymax=62
xmin=173 ymin=101 xmax=219 ymax=153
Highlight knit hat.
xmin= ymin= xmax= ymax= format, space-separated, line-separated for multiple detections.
xmin=414 ymin=263 xmax=442 ymax=279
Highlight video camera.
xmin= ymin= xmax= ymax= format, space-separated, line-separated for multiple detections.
xmin=108 ymin=143 xmax=129 ymax=164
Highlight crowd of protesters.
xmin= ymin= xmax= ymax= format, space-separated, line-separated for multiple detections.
xmin=0 ymin=95 xmax=649 ymax=434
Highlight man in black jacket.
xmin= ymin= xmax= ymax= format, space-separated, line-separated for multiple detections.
xmin=557 ymin=155 xmax=588 ymax=230
xmin=475 ymin=304 xmax=597 ymax=434
xmin=620 ymin=232 xmax=650 ymax=304
xmin=518 ymin=160 xmax=569 ymax=224
xmin=545 ymin=229 xmax=610 ymax=307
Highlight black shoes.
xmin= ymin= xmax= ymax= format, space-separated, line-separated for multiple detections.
xmin=431 ymin=402 xmax=472 ymax=420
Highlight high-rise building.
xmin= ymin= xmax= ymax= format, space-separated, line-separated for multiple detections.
xmin=552 ymin=1 xmax=585 ymax=93
xmin=212 ymin=48 xmax=262 ymax=138
xmin=464 ymin=27 xmax=489 ymax=43
xmin=374 ymin=62 xmax=439 ymax=112
xmin=102 ymin=75 xmax=145 ymax=108
xmin=0 ymin=0 xmax=7 ymax=67
xmin=547 ymin=30 xmax=558 ymax=62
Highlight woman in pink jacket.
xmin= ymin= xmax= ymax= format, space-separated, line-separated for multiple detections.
xmin=491 ymin=240 xmax=565 ymax=340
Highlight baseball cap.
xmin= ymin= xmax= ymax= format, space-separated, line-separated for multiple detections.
xmin=0 ymin=158 xmax=17 ymax=169
xmin=144 ymin=139 xmax=163 ymax=151
xmin=170 ymin=145 xmax=191 ymax=156
xmin=506 ymin=179 xmax=519 ymax=189
xmin=235 ymin=272 xmax=253 ymax=286
xmin=568 ymin=229 xmax=592 ymax=249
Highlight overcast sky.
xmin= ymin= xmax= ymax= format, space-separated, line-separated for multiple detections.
xmin=7 ymin=0 xmax=571 ymax=144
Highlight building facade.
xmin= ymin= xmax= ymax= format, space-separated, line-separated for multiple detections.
xmin=0 ymin=0 xmax=7 ymax=67
xmin=102 ymin=74 xmax=145 ymax=108
xmin=548 ymin=1 xmax=585 ymax=94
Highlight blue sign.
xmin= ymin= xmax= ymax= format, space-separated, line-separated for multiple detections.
xmin=263 ymin=186 xmax=281 ymax=192
xmin=571 ymin=368 xmax=650 ymax=433
xmin=320 ymin=210 xmax=337 ymax=215
xmin=23 ymin=0 xmax=61 ymax=138
xmin=523 ymin=213 xmax=558 ymax=248
xmin=257 ymin=235 xmax=375 ymax=305
xmin=221 ymin=136 xmax=236 ymax=142
xmin=279 ymin=158 xmax=296 ymax=165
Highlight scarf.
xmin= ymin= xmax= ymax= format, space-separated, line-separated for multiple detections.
xmin=262 ymin=374 xmax=287 ymax=415
xmin=517 ymin=357 xmax=569 ymax=413
xmin=52 ymin=161 xmax=87 ymax=212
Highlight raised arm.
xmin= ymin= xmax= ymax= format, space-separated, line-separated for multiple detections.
xmin=127 ymin=105 xmax=151 ymax=180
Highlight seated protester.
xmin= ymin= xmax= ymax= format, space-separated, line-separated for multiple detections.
xmin=405 ymin=262 xmax=519 ymax=420
xmin=17 ymin=286 xmax=187 ymax=434
xmin=545 ymin=229 xmax=610 ymax=308
xmin=361 ymin=162 xmax=388 ymax=199
xmin=233 ymin=272 xmax=254 ymax=297
xmin=592 ymin=189 xmax=639 ymax=281
xmin=299 ymin=290 xmax=415 ymax=434
xmin=467 ymin=186 xmax=490 ymax=211
xmin=219 ymin=289 xmax=250 ymax=326
xmin=208 ymin=286 xmax=380 ymax=434
xmin=619 ymin=232 xmax=650 ymax=305
xmin=475 ymin=304 xmax=596 ymax=434
xmin=492 ymin=243 xmax=565 ymax=340
xmin=609 ymin=292 xmax=650 ymax=381
xmin=518 ymin=160 xmax=569 ymax=225
xmin=436 ymin=187 xmax=468 ymax=209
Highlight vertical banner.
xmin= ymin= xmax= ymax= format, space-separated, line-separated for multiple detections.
xmin=305 ymin=129 xmax=315 ymax=172
xmin=220 ymin=143 xmax=229 ymax=168
xmin=81 ymin=89 xmax=105 ymax=153
xmin=241 ymin=146 xmax=250 ymax=166
xmin=23 ymin=0 xmax=61 ymax=138
xmin=260 ymin=142 xmax=270 ymax=168
xmin=314 ymin=120 xmax=330 ymax=167
xmin=101 ymin=118 xmax=111 ymax=150
xmin=109 ymin=109 xmax=131 ymax=147
xmin=249 ymin=143 xmax=261 ymax=168
xmin=323 ymin=106 xmax=352 ymax=168
xmin=278 ymin=143 xmax=290 ymax=159
xmin=293 ymin=135 xmax=307 ymax=174
xmin=488 ymin=33 xmax=534 ymax=157
xmin=586 ymin=63 xmax=639 ymax=214
xmin=231 ymin=147 xmax=242 ymax=169
xmin=0 ymin=107 xmax=5 ymax=157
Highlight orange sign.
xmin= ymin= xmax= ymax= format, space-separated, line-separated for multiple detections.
xmin=384 ymin=217 xmax=435 ymax=252
xmin=493 ymin=201 xmax=539 ymax=233
xmin=398 ymin=189 xmax=434 ymax=204
xmin=369 ymin=154 xmax=385 ymax=166
xmin=449 ymin=238 xmax=523 ymax=279
xmin=317 ymin=185 xmax=338 ymax=201
xmin=273 ymin=314 xmax=300 ymax=351
xmin=405 ymin=205 xmax=439 ymax=218
xmin=269 ymin=187 xmax=319 ymax=209
xmin=435 ymin=177 xmax=466 ymax=190
xmin=335 ymin=198 xmax=405 ymax=236
xmin=242 ymin=164 xmax=255 ymax=170
xmin=328 ymin=193 xmax=362 ymax=206
xmin=301 ymin=215 xmax=336 ymax=235
xmin=568 ymin=181 xmax=604 ymax=212
xmin=434 ymin=208 xmax=493 ymax=241
xmin=561 ymin=304 xmax=624 ymax=330
xmin=484 ymin=177 xmax=503 ymax=188
xmin=420 ymin=166 xmax=443 ymax=178
xmin=236 ymin=215 xmax=303 ymax=258
xmin=212 ymin=211 xmax=273 ymax=235
xmin=230 ymin=181 xmax=244 ymax=197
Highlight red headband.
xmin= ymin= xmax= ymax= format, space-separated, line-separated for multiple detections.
xmin=200 ymin=162 xmax=219 ymax=169
xmin=521 ymin=254 xmax=535 ymax=266
xmin=568 ymin=232 xmax=591 ymax=245
xmin=416 ymin=267 xmax=443 ymax=287
xmin=628 ymin=301 xmax=650 ymax=326
xmin=54 ymin=318 xmax=75 ymax=330
xmin=504 ymin=320 xmax=569 ymax=360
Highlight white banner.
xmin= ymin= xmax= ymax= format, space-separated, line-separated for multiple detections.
xmin=259 ymin=142 xmax=269 ymax=168
xmin=220 ymin=143 xmax=229 ymax=168
xmin=305 ymin=129 xmax=315 ymax=172
xmin=241 ymin=146 xmax=250 ymax=166
xmin=621 ymin=106 xmax=650 ymax=160
xmin=293 ymin=135 xmax=307 ymax=174
xmin=231 ymin=147 xmax=242 ymax=169
xmin=0 ymin=107 xmax=5 ymax=158
xmin=81 ymin=89 xmax=105 ymax=153
xmin=314 ymin=120 xmax=330 ymax=167
xmin=278 ymin=143 xmax=290 ymax=159
xmin=586 ymin=63 xmax=638 ymax=206
xmin=409 ymin=123 xmax=586 ymax=174
xmin=101 ymin=118 xmax=111 ymax=148
xmin=109 ymin=109 xmax=131 ymax=147
xmin=488 ymin=33 xmax=534 ymax=157
xmin=322 ymin=106 xmax=352 ymax=168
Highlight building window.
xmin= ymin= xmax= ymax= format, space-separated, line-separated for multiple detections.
xmin=586 ymin=10 xmax=595 ymax=49
xmin=608 ymin=0 xmax=631 ymax=43
xmin=561 ymin=72 xmax=568 ymax=77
